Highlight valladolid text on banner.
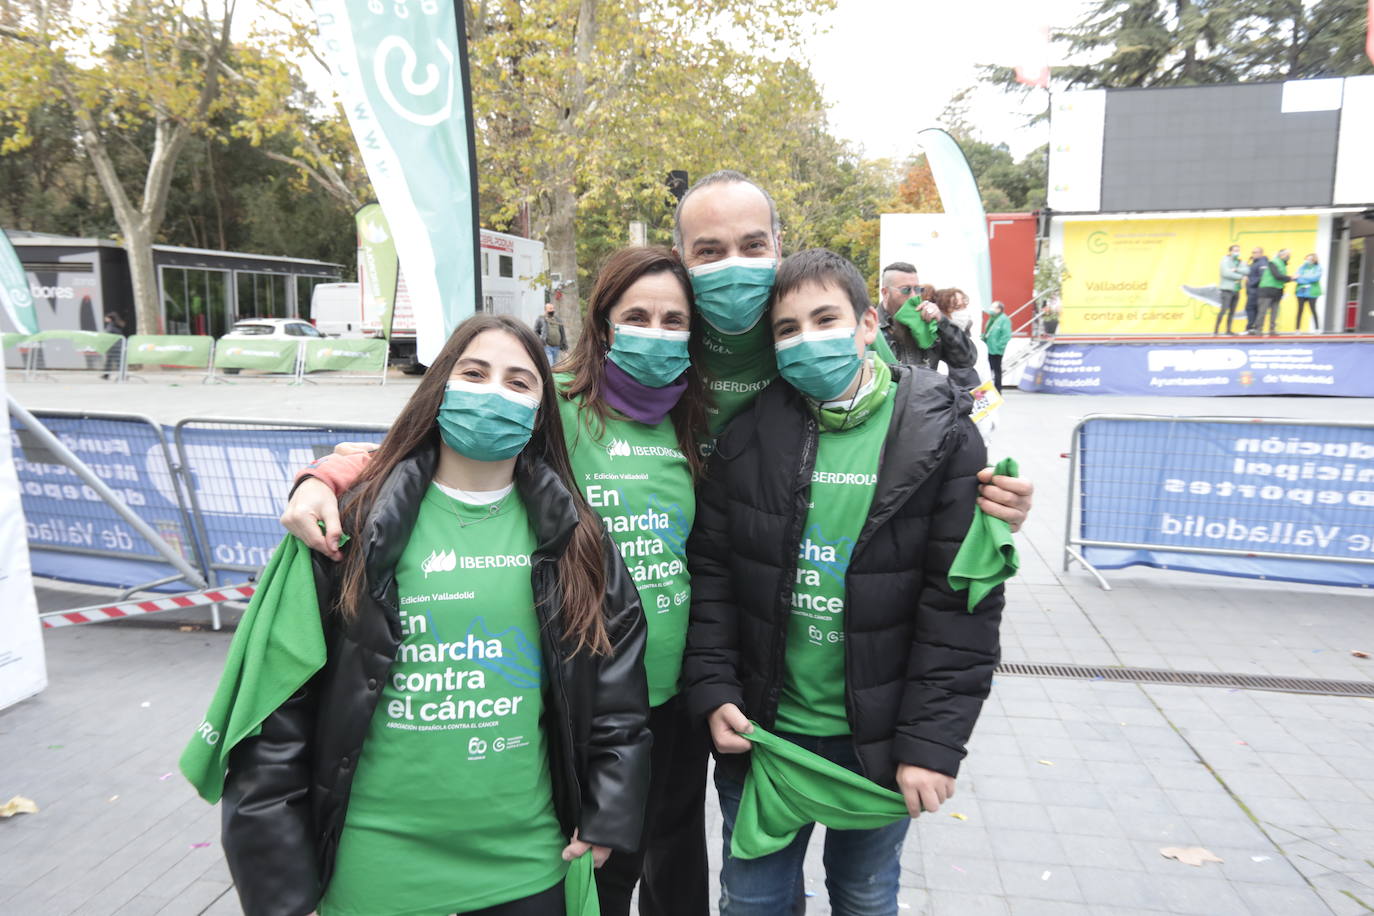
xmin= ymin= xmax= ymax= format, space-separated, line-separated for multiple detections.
xmin=1020 ymin=340 xmax=1374 ymax=397
xmin=312 ymin=0 xmax=481 ymax=366
xmin=1069 ymin=416 xmax=1374 ymax=589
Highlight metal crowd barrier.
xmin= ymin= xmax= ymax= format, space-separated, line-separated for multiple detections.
xmin=172 ymin=417 xmax=389 ymax=580
xmin=10 ymin=406 xmax=208 ymax=597
xmin=9 ymin=407 xmax=392 ymax=629
xmin=1065 ymin=414 xmax=1374 ymax=591
xmin=21 ymin=331 xmax=125 ymax=381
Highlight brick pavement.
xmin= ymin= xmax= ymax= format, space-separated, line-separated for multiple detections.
xmin=3 ymin=388 xmax=1372 ymax=915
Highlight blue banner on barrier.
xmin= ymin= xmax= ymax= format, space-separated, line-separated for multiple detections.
xmin=10 ymin=414 xmax=198 ymax=590
xmin=12 ymin=415 xmax=387 ymax=591
xmin=176 ymin=424 xmax=385 ymax=574
xmin=1022 ymin=340 xmax=1374 ymax=396
xmin=1078 ymin=418 xmax=1374 ymax=587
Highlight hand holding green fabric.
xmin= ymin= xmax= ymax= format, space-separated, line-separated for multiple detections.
xmin=179 ymin=534 xmax=330 ymax=803
xmin=564 ymin=853 xmax=598 ymax=916
xmin=731 ymin=724 xmax=908 ymax=860
xmin=948 ymin=457 xmax=1020 ymax=612
xmin=893 ymin=296 xmax=938 ymax=349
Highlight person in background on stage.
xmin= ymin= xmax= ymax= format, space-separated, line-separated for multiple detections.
xmin=982 ymin=301 xmax=1011 ymax=392
xmin=1256 ymin=248 xmax=1292 ymax=336
xmin=1215 ymin=245 xmax=1246 ymax=335
xmin=1295 ymin=254 xmax=1322 ymax=333
xmin=1244 ymin=247 xmax=1268 ymax=334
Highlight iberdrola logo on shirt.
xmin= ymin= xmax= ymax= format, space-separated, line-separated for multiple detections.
xmin=606 ymin=438 xmax=633 ymax=459
xmin=422 ymin=548 xmax=457 ymax=578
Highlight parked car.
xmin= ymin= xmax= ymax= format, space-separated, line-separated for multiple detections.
xmin=218 ymin=319 xmax=324 ymax=373
xmin=221 ymin=318 xmax=327 ymax=341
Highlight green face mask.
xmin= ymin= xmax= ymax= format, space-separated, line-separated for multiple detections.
xmin=607 ymin=324 xmax=691 ymax=388
xmin=774 ymin=326 xmax=862 ymax=401
xmin=437 ymin=380 xmax=539 ymax=461
xmin=689 ymin=257 xmax=777 ymax=335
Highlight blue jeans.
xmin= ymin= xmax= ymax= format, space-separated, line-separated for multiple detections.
xmin=715 ymin=732 xmax=909 ymax=916
xmin=543 ymin=345 xmax=561 ymax=367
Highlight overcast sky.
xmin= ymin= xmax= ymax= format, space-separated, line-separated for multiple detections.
xmin=800 ymin=0 xmax=1090 ymax=162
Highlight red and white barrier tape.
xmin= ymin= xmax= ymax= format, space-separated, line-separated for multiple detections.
xmin=41 ymin=584 xmax=256 ymax=629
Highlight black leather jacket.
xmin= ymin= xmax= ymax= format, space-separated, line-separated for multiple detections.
xmin=682 ymin=366 xmax=1003 ymax=787
xmin=878 ymin=307 xmax=979 ymax=375
xmin=221 ymin=446 xmax=652 ymax=916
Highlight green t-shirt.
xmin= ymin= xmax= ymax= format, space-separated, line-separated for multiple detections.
xmin=700 ymin=321 xmax=778 ymax=433
xmin=774 ymin=386 xmax=896 ymax=737
xmin=557 ymin=386 xmax=695 ymax=706
xmin=321 ymin=486 xmax=566 ymax=916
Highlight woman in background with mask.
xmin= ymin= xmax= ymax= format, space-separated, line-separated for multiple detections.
xmin=220 ymin=314 xmax=651 ymax=916
xmin=270 ymin=250 xmax=716 ymax=916
xmin=933 ymin=288 xmax=982 ymax=389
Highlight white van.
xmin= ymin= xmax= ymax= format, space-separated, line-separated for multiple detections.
xmin=310 ymin=282 xmax=364 ymax=337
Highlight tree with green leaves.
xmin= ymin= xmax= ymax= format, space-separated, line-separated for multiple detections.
xmin=1 ymin=0 xmax=238 ymax=334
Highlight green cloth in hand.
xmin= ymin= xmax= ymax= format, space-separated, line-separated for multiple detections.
xmin=893 ymin=296 xmax=938 ymax=349
xmin=731 ymin=724 xmax=908 ymax=860
xmin=948 ymin=456 xmax=1020 ymax=612
xmin=564 ymin=853 xmax=598 ymax=916
xmin=179 ymin=534 xmax=330 ymax=803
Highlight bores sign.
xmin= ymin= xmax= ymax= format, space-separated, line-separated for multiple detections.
xmin=312 ymin=0 xmax=481 ymax=366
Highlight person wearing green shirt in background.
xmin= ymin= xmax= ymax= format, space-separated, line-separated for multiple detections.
xmin=683 ymin=249 xmax=1004 ymax=915
xmin=1256 ymin=247 xmax=1293 ymax=336
xmin=220 ymin=315 xmax=651 ymax=916
xmin=981 ymin=300 xmax=1012 ymax=392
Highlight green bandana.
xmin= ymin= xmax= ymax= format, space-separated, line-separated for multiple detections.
xmin=893 ymin=297 xmax=938 ymax=349
xmin=948 ymin=456 xmax=1021 ymax=611
xmin=806 ymin=357 xmax=892 ymax=432
xmin=732 ymin=724 xmax=908 ymax=860
xmin=180 ymin=533 xmax=334 ymax=803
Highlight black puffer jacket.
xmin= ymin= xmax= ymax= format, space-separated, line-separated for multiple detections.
xmin=221 ymin=446 xmax=652 ymax=916
xmin=682 ymin=365 xmax=1003 ymax=787
xmin=878 ymin=307 xmax=978 ymax=372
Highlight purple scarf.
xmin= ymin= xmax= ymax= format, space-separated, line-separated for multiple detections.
xmin=602 ymin=358 xmax=687 ymax=426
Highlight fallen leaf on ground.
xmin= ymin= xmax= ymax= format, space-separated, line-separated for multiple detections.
xmin=1353 ymin=650 xmax=1370 ymax=659
xmin=1160 ymin=846 xmax=1224 ymax=867
xmin=950 ymin=812 xmax=968 ymax=821
xmin=0 ymin=796 xmax=39 ymax=817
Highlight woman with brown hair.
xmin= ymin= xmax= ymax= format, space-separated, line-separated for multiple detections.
xmin=279 ymin=248 xmax=716 ymax=915
xmin=220 ymin=314 xmax=651 ymax=916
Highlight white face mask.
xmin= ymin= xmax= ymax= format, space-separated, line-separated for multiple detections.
xmin=950 ymin=309 xmax=973 ymax=332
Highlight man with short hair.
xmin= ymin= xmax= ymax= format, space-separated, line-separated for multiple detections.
xmin=875 ymin=262 xmax=977 ymax=372
xmin=1256 ymin=247 xmax=1292 ymax=336
xmin=1215 ymin=245 xmax=1246 ymax=335
xmin=533 ymin=300 xmax=566 ymax=365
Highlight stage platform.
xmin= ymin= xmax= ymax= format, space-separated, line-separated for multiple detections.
xmin=1016 ymin=333 xmax=1374 ymax=396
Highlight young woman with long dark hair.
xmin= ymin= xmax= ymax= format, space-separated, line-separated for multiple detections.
xmin=277 ymin=249 xmax=717 ymax=915
xmin=221 ymin=314 xmax=651 ymax=916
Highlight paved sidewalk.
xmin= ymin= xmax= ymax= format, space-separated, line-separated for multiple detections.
xmin=3 ymin=389 xmax=1372 ymax=915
